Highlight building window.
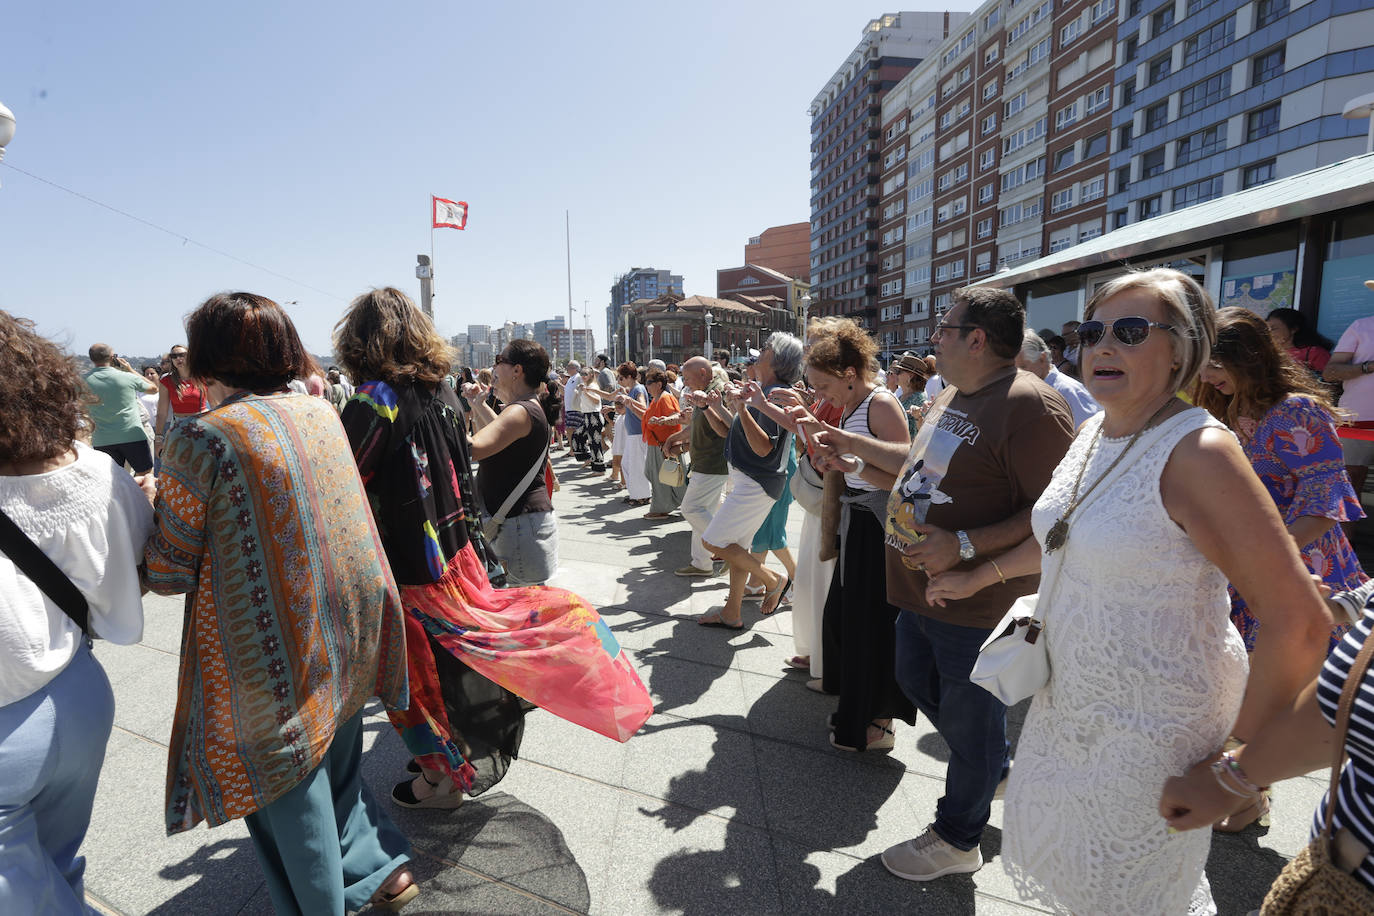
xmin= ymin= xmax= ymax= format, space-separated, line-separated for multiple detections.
xmin=1051 ymin=187 xmax=1076 ymax=213
xmin=1061 ymin=19 xmax=1082 ymax=48
xmin=979 ymin=149 xmax=997 ymax=171
xmin=1121 ymin=77 xmax=1136 ymax=106
xmin=1081 ymin=175 xmax=1106 ymax=201
xmin=1151 ymin=4 xmax=1174 ymax=36
xmin=953 ymin=197 xmax=968 ymax=216
xmin=1084 ymin=131 xmax=1109 ymax=159
xmin=1056 ymin=101 xmax=1080 ymax=130
xmin=1054 ymin=146 xmax=1077 ymax=172
xmin=1085 ymin=86 xmax=1110 ymax=115
xmin=1005 ymin=90 xmax=1029 ymax=118
xmin=1123 ymin=35 xmax=1138 ymax=63
xmin=1183 ymin=16 xmax=1235 ymax=67
xmin=1253 ymin=46 xmax=1285 ymax=86
xmin=982 ymin=113 xmax=998 ymax=135
xmin=983 ymin=78 xmax=999 ymax=101
xmin=951 ymin=260 xmax=966 ymax=279
xmin=1148 ymin=53 xmax=1172 ymax=85
xmin=976 ymin=251 xmax=993 ymax=273
xmin=1141 ymin=147 xmax=1166 ymax=178
xmin=1139 ymin=195 xmax=1162 ymax=220
xmin=979 ymin=183 xmax=995 ymax=203
xmin=1256 ymin=0 xmax=1289 ymax=28
xmin=977 ymin=217 xmax=993 ymax=239
xmin=1186 ymin=0 xmax=1215 ymax=14
xmin=1050 ymin=230 xmax=1075 ymax=253
xmin=1243 ymin=159 xmax=1277 ymax=188
xmin=1113 ymin=209 xmax=1129 ymax=229
xmin=984 ymin=8 xmax=1001 ymax=29
xmin=1091 ymin=0 xmax=1116 ymax=23
xmin=1176 ymin=122 xmax=1227 ymax=166
xmin=1179 ymin=72 xmax=1229 ymax=118
xmin=1145 ymin=102 xmax=1169 ymax=133
xmin=1119 ymin=123 xmax=1134 ymax=150
xmin=1247 ymin=103 xmax=1281 ymax=141
xmin=1174 ymin=176 xmax=1223 ymax=208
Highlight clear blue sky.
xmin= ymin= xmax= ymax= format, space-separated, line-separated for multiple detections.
xmin=1 ymin=1 xmax=979 ymax=357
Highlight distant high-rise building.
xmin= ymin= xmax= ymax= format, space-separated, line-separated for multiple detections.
xmin=608 ymin=268 xmax=684 ymax=364
xmin=809 ymin=12 xmax=968 ymax=329
xmin=533 ymin=317 xmax=566 ymax=354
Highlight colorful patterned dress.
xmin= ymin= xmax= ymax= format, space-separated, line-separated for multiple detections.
xmin=1229 ymin=395 xmax=1367 ymax=651
xmin=145 ymin=392 xmax=408 ymax=834
xmin=341 ymin=381 xmax=652 ymax=794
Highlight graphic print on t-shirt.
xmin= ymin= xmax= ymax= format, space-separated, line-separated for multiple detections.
xmin=885 ymin=404 xmax=975 ymax=549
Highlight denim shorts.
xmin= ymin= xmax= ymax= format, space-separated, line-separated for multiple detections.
xmin=490 ymin=510 xmax=559 ymax=585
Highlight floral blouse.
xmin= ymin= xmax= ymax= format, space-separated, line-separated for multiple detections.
xmin=1229 ymin=395 xmax=1367 ymax=651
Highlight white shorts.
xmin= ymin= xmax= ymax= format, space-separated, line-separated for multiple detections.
xmin=701 ymin=468 xmax=777 ymax=550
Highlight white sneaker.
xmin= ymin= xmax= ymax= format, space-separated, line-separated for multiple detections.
xmin=994 ymin=760 xmax=1012 ymax=800
xmin=882 ymin=826 xmax=982 ymax=881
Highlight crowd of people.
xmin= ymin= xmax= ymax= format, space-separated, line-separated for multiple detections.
xmin=10 ymin=270 xmax=1374 ymax=913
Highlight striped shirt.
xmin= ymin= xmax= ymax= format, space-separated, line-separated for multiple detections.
xmin=1313 ymin=602 xmax=1374 ymax=890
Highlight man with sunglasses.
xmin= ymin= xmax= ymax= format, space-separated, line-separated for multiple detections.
xmin=814 ymin=287 xmax=1074 ymax=882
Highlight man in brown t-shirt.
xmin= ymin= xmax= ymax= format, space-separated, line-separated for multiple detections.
xmin=816 ymin=287 xmax=1073 ymax=882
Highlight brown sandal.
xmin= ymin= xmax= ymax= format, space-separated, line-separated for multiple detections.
xmin=1213 ymin=787 xmax=1271 ymax=833
xmin=369 ymin=864 xmax=419 ymax=911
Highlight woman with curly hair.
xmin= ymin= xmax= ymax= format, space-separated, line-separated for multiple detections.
xmin=1195 ymin=308 xmax=1365 ymax=668
xmin=335 ymin=289 xmax=651 ymax=812
xmin=0 ymin=311 xmax=155 ymax=913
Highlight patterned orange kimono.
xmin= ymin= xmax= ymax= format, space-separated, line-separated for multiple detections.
xmin=145 ymin=392 xmax=407 ymax=834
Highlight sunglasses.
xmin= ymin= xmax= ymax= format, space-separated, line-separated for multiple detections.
xmin=1077 ymin=316 xmax=1176 ymax=348
xmin=494 ymin=354 xmax=512 ymax=366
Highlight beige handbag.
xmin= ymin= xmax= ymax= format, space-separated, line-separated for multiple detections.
xmin=658 ymin=456 xmax=687 ymax=488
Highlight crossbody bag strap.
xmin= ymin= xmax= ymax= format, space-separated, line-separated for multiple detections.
xmin=1322 ymin=621 xmax=1374 ymax=838
xmin=489 ymin=400 xmax=549 ymax=527
xmin=0 ymin=507 xmax=90 ymax=636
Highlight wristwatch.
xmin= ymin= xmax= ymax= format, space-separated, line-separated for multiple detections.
xmin=957 ymin=530 xmax=976 ymax=561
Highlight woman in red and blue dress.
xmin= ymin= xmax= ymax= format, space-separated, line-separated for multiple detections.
xmin=1196 ymin=306 xmax=1366 ymax=658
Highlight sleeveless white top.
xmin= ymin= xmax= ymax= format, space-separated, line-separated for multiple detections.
xmin=1003 ymin=408 xmax=1247 ymax=916
xmin=841 ymin=387 xmax=882 ymax=491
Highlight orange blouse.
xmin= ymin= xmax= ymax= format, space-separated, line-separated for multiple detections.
xmin=643 ymin=393 xmax=681 ymax=447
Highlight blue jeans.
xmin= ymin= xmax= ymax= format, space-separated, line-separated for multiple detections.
xmin=894 ymin=612 xmax=1009 ymax=851
xmin=490 ymin=510 xmax=559 ymax=585
xmin=243 ymin=710 xmax=410 ymax=915
xmin=0 ymin=642 xmax=115 ymax=915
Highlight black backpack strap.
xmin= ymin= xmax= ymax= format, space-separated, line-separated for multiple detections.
xmin=0 ymin=507 xmax=90 ymax=636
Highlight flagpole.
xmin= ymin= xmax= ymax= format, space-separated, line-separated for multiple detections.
xmin=565 ymin=209 xmax=574 ymax=362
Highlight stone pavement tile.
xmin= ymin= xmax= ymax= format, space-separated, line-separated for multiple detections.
xmin=752 ymin=734 xmax=915 ymax=860
xmin=84 ymin=729 xmax=261 ymax=916
xmin=400 ymin=854 xmax=581 ymax=915
xmin=598 ymin=794 xmax=783 ymax=916
xmin=138 ymin=592 xmax=186 ymax=656
xmin=738 ymin=668 xmax=835 ymax=748
xmin=517 ymin=707 xmax=632 ymax=787
xmin=92 ymin=642 xmax=179 ymax=746
xmin=546 ymin=559 xmax=624 ymax=609
xmin=770 ymin=837 xmax=1048 ymax=915
xmin=608 ymin=612 xmax=791 ymax=680
xmin=629 ymin=652 xmax=749 ymax=723
xmin=620 ymin=714 xmax=767 ymax=829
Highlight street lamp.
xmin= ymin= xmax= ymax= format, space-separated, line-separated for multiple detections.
xmin=800 ymin=292 xmax=812 ymax=345
xmin=647 ymin=322 xmax=655 ymax=364
xmin=703 ymin=310 xmax=714 ymax=360
xmin=0 ymin=102 xmax=15 ymax=189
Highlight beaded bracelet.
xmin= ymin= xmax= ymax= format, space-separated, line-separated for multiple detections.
xmin=1208 ymin=758 xmax=1257 ymax=798
xmin=1220 ymin=751 xmax=1265 ymax=794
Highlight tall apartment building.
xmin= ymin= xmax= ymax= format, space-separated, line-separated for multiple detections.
xmin=866 ymin=0 xmax=1374 ymax=354
xmin=547 ymin=327 xmax=595 ymax=363
xmin=607 ymin=268 xmax=684 ymax=364
xmin=533 ymin=317 xmax=565 ymax=355
xmin=809 ymin=12 xmax=970 ymax=327
xmin=1106 ymin=0 xmax=1371 ymax=230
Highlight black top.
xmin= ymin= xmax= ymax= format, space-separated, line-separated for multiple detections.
xmin=477 ymin=398 xmax=551 ymax=519
xmin=341 ymin=380 xmax=501 ymax=586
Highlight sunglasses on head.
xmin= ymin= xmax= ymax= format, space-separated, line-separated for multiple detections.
xmin=1077 ymin=316 xmax=1176 ymax=348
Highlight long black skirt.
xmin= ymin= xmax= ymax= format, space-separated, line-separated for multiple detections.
xmin=820 ymin=507 xmax=917 ymax=748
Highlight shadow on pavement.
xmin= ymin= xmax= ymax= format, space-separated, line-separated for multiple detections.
xmin=144 ymin=837 xmax=264 ymax=916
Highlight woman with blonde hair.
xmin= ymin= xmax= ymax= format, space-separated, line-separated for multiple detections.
xmin=926 ymin=269 xmax=1332 ymax=913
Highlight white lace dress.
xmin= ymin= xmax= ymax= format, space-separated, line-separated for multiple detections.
xmin=1004 ymin=409 xmax=1248 ymax=915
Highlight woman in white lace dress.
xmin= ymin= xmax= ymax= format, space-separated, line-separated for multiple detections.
xmin=926 ymin=269 xmax=1332 ymax=913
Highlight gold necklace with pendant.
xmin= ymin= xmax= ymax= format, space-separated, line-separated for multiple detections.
xmin=1044 ymin=398 xmax=1178 ymax=553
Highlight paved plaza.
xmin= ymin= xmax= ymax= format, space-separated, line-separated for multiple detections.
xmin=84 ymin=449 xmax=1332 ymax=915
